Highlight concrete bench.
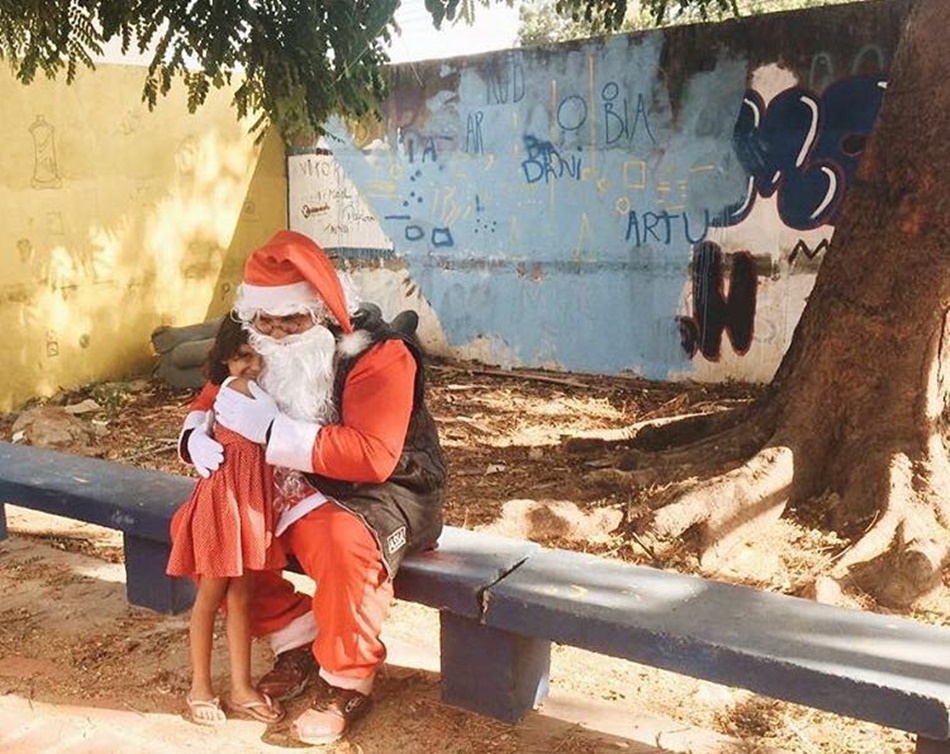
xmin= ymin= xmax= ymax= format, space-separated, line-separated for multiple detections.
xmin=0 ymin=440 xmax=542 ymax=715
xmin=2 ymin=440 xmax=949 ymax=752
xmin=481 ymin=548 xmax=950 ymax=752
xmin=0 ymin=440 xmax=196 ymax=612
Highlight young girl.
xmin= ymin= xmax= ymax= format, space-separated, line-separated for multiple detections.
xmin=166 ymin=316 xmax=286 ymax=727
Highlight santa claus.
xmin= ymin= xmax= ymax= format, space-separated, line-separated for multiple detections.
xmin=179 ymin=229 xmax=446 ymax=744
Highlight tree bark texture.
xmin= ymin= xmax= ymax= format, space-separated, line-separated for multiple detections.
xmin=635 ymin=0 xmax=950 ymax=607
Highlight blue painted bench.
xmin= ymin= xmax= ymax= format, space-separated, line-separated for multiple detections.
xmin=0 ymin=440 xmax=197 ymax=612
xmin=2 ymin=440 xmax=949 ymax=752
xmin=0 ymin=440 xmax=541 ymax=715
xmin=481 ymin=548 xmax=950 ymax=752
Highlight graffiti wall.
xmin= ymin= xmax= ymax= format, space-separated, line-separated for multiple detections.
xmin=289 ymin=0 xmax=910 ymax=383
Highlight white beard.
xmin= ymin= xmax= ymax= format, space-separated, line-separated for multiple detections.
xmin=248 ymin=325 xmax=338 ymax=424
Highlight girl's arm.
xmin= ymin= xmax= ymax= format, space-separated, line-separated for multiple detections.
xmin=179 ymin=382 xmax=223 ymax=467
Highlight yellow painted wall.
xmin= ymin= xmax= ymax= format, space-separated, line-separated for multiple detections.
xmin=0 ymin=63 xmax=287 ymax=411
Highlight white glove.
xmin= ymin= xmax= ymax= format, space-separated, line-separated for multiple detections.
xmin=187 ymin=413 xmax=224 ymax=478
xmin=213 ymin=380 xmax=280 ymax=444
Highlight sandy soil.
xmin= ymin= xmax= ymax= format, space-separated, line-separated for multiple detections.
xmin=0 ymin=359 xmax=943 ymax=753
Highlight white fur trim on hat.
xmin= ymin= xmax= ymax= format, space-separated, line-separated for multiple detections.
xmin=234 ymin=281 xmax=321 ymax=317
xmin=336 ymin=270 xmax=363 ymax=315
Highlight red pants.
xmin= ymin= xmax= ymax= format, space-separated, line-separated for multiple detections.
xmin=250 ymin=503 xmax=393 ymax=682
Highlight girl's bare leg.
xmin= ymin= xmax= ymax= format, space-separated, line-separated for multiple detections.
xmin=187 ymin=576 xmax=229 ymax=723
xmin=190 ymin=576 xmax=229 ymax=699
xmin=225 ymin=573 xmax=256 ymax=702
xmin=225 ymin=572 xmax=282 ymax=720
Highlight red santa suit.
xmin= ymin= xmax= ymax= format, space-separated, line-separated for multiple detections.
xmin=187 ymin=230 xmax=446 ymax=696
xmin=251 ymin=336 xmax=420 ymax=691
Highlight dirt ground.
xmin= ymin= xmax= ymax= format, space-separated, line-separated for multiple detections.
xmin=0 ymin=358 xmax=943 ymax=753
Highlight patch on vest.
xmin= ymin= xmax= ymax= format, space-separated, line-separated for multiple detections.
xmin=386 ymin=526 xmax=407 ymax=555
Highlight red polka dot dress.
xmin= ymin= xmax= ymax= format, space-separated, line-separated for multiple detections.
xmin=167 ymin=387 xmax=286 ymax=578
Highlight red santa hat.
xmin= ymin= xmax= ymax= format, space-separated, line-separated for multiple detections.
xmin=234 ymin=230 xmax=353 ymax=333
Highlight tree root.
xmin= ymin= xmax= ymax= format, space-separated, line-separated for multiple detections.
xmin=563 ymin=400 xmax=763 ymax=459
xmin=816 ymin=451 xmax=950 ymax=607
xmin=630 ymin=403 xmax=756 ymax=452
xmin=599 ymin=378 xmax=950 ymax=607
xmin=621 ymin=434 xmax=950 ymax=607
xmin=562 ymin=405 xmax=750 ymax=457
xmin=625 ymin=444 xmax=794 ymax=572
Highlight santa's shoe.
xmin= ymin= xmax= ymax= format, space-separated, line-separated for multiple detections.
xmin=256 ymin=646 xmax=322 ymax=702
xmin=292 ymin=686 xmax=373 ymax=745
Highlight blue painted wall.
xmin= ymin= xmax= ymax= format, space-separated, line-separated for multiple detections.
xmin=290 ymin=0 xmax=909 ymax=383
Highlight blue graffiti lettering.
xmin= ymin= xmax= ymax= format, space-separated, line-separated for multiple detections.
xmin=683 ymin=210 xmax=711 ymax=245
xmin=485 ymin=54 xmax=525 ymax=105
xmin=625 ymin=209 xmax=710 ymax=247
xmin=401 ymin=131 xmax=454 ymax=164
xmin=521 ymin=135 xmax=582 ymax=184
xmin=557 ymin=95 xmax=588 ymax=132
xmin=602 ymin=83 xmax=656 ymax=146
xmin=431 ymin=227 xmax=454 ymax=247
xmin=631 ymin=94 xmax=655 ymax=144
xmin=465 ymin=111 xmax=485 ymax=154
xmin=642 ymin=212 xmax=666 ymax=243
xmin=386 ymin=214 xmax=455 ymax=249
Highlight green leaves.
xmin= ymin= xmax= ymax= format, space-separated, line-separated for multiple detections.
xmin=0 ymin=0 xmax=779 ymax=142
xmin=0 ymin=0 xmax=403 ymax=143
xmin=523 ymin=0 xmax=840 ymax=46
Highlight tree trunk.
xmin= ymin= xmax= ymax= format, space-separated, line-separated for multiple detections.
xmin=631 ymin=0 xmax=950 ymax=607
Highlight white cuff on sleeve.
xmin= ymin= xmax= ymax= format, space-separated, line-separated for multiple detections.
xmin=269 ymin=612 xmax=318 ymax=656
xmin=319 ymin=667 xmax=374 ymax=695
xmin=178 ymin=410 xmax=209 ymax=463
xmin=265 ymin=412 xmax=321 ymax=472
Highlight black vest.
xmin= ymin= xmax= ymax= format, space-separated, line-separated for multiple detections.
xmin=305 ymin=306 xmax=446 ymax=576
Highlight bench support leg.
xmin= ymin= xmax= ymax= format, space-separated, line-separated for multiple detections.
xmin=123 ymin=534 xmax=194 ymax=614
xmin=0 ymin=503 xmax=7 ymax=541
xmin=917 ymin=737 xmax=950 ymax=753
xmin=439 ymin=611 xmax=550 ymax=723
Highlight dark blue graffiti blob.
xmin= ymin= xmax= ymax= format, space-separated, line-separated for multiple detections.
xmin=721 ymin=73 xmax=886 ymax=230
xmin=677 ymin=242 xmax=757 ymax=361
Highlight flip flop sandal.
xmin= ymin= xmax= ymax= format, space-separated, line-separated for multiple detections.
xmin=185 ymin=695 xmax=227 ymax=727
xmin=226 ymin=693 xmax=286 ymax=724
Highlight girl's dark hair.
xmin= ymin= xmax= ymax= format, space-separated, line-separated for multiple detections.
xmin=203 ymin=315 xmax=249 ymax=385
